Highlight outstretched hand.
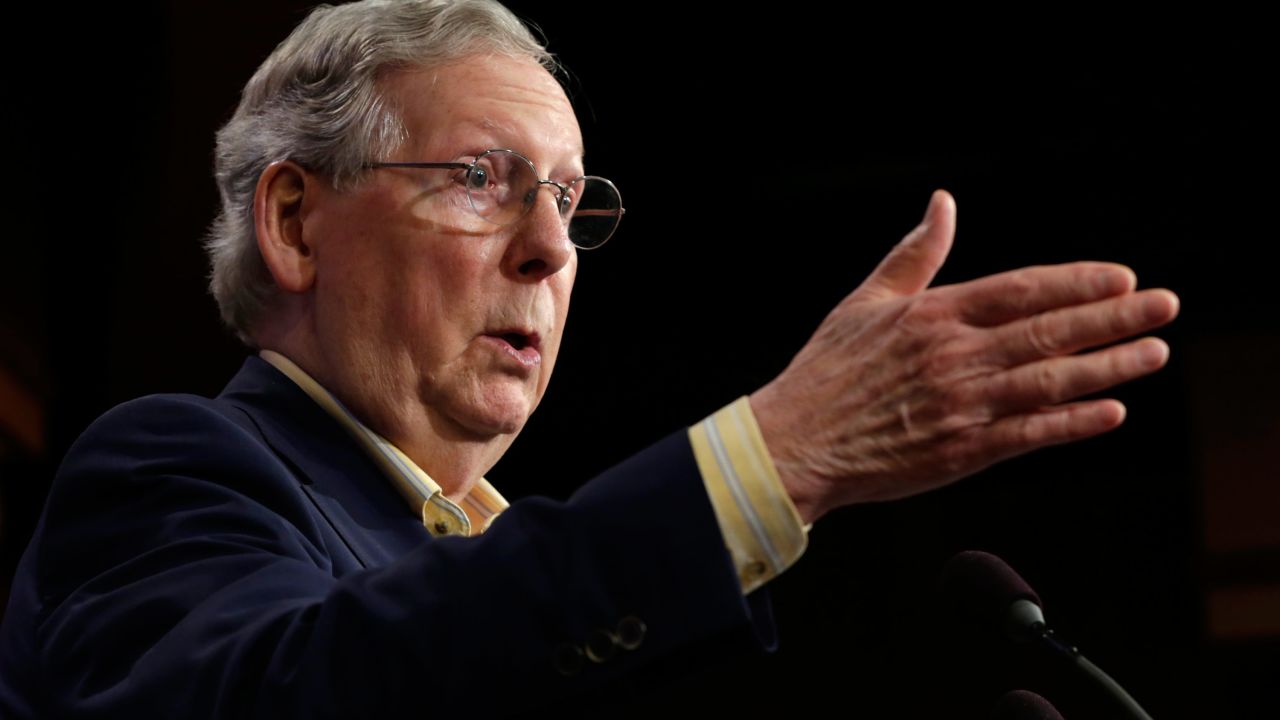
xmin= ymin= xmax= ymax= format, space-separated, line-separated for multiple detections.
xmin=750 ymin=190 xmax=1180 ymax=525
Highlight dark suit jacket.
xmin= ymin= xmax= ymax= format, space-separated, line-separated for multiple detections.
xmin=0 ymin=357 xmax=775 ymax=718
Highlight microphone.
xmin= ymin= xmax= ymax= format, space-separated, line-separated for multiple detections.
xmin=940 ymin=551 xmax=1154 ymax=720
xmin=938 ymin=548 xmax=1045 ymax=642
xmin=990 ymin=690 xmax=1065 ymax=720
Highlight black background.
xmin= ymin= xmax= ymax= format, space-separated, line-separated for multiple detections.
xmin=2 ymin=3 xmax=1275 ymax=718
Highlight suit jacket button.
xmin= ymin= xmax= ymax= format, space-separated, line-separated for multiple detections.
xmin=584 ymin=629 xmax=617 ymax=663
xmin=552 ymin=642 xmax=584 ymax=676
xmin=616 ymin=616 xmax=646 ymax=651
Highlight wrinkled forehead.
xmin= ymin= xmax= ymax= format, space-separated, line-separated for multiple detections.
xmin=383 ymin=55 xmax=584 ymax=169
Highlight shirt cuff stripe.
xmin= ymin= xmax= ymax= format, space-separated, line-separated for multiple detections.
xmin=689 ymin=396 xmax=808 ymax=595
xmin=702 ymin=414 xmax=785 ymax=572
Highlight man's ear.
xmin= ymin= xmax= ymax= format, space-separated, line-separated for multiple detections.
xmin=254 ymin=160 xmax=315 ymax=294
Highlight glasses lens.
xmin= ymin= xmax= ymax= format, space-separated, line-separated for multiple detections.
xmin=567 ymin=176 xmax=623 ymax=249
xmin=467 ymin=150 xmax=537 ymax=225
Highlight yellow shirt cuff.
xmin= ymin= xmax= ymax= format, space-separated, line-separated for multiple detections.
xmin=688 ymin=396 xmax=808 ymax=595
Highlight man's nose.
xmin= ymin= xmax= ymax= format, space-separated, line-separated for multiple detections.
xmin=503 ymin=185 xmax=574 ymax=281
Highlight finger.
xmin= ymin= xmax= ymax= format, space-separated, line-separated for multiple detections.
xmin=978 ymin=337 xmax=1170 ymax=415
xmin=963 ymin=399 xmax=1128 ymax=468
xmin=990 ymin=288 xmax=1180 ymax=366
xmin=856 ymin=190 xmax=956 ymax=300
xmin=948 ymin=262 xmax=1138 ymax=327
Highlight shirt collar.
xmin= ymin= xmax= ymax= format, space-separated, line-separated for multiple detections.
xmin=259 ymin=350 xmax=508 ymax=537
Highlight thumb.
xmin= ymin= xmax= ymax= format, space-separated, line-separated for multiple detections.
xmin=857 ymin=190 xmax=956 ymax=300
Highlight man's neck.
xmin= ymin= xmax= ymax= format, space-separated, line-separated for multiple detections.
xmin=257 ymin=335 xmax=510 ymax=500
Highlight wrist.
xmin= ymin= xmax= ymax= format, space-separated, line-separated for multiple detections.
xmin=748 ymin=386 xmax=827 ymax=526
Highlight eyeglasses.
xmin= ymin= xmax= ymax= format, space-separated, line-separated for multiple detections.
xmin=366 ymin=148 xmax=624 ymax=250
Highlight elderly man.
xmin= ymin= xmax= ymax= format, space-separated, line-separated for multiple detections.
xmin=0 ymin=0 xmax=1179 ymax=717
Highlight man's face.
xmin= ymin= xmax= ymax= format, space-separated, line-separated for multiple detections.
xmin=301 ymin=55 xmax=582 ymax=461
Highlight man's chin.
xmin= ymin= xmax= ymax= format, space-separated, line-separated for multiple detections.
xmin=447 ymin=394 xmax=535 ymax=440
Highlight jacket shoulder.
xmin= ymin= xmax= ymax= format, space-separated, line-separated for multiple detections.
xmin=71 ymin=391 xmax=257 ymax=452
xmin=60 ymin=391 xmax=290 ymax=495
xmin=37 ymin=392 xmax=330 ymax=600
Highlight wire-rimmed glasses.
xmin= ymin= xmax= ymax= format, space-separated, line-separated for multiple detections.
xmin=366 ymin=148 xmax=624 ymax=249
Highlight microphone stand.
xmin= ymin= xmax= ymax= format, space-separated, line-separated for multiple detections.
xmin=1032 ymin=625 xmax=1154 ymax=720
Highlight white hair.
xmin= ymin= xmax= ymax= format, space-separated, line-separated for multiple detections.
xmin=205 ymin=0 xmax=555 ymax=344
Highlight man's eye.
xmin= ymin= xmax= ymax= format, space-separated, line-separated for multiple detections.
xmin=466 ymin=167 xmax=488 ymax=189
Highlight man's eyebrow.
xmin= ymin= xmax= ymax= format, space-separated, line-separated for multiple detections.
xmin=469 ymin=116 xmax=586 ymax=161
xmin=474 ymin=116 xmax=515 ymax=137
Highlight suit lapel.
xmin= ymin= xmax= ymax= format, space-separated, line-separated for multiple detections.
xmin=218 ymin=357 xmax=429 ymax=570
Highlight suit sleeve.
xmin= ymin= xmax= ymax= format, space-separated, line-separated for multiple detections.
xmin=21 ymin=395 xmax=774 ymax=719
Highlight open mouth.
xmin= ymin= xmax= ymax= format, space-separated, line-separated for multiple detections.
xmin=482 ymin=328 xmax=542 ymax=369
xmin=484 ymin=329 xmax=542 ymax=363
xmin=501 ymin=332 xmax=532 ymax=351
